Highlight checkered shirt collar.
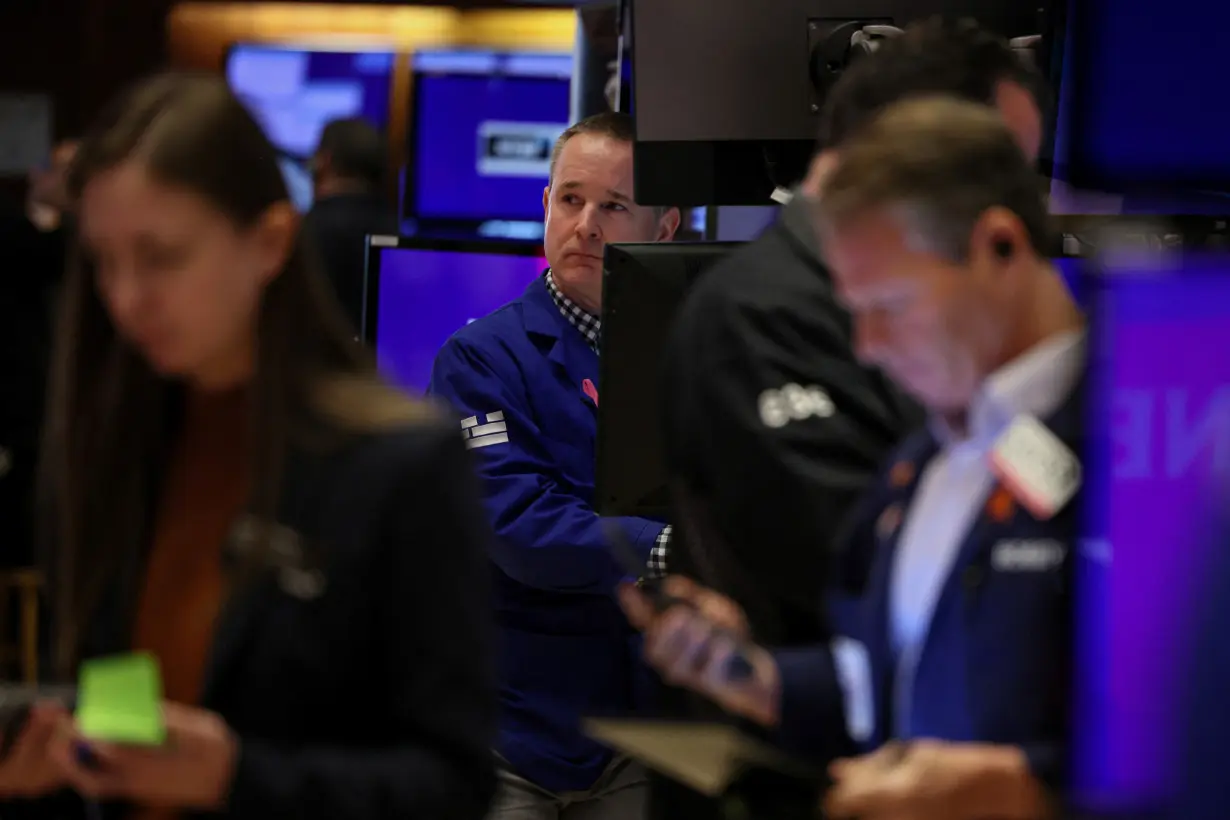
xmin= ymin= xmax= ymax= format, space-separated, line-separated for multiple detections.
xmin=545 ymin=269 xmax=601 ymax=354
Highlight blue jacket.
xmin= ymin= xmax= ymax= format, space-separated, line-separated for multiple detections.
xmin=775 ymin=378 xmax=1082 ymax=790
xmin=428 ymin=275 xmax=665 ymax=793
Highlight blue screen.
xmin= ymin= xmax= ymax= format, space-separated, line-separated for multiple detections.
xmin=227 ymin=45 xmax=395 ymax=158
xmin=410 ymin=51 xmax=572 ymax=222
xmin=1072 ymin=255 xmax=1230 ymax=814
xmin=374 ymin=246 xmax=547 ymax=392
xmin=1063 ymin=1 xmax=1230 ymax=193
xmin=226 ymin=45 xmax=395 ymax=212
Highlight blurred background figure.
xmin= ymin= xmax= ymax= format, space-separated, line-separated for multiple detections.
xmin=26 ymin=140 xmax=79 ymax=234
xmin=0 ymin=139 xmax=79 ymax=570
xmin=303 ymin=117 xmax=398 ymax=334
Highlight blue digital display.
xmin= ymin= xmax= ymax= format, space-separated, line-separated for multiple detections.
xmin=1061 ymin=0 xmax=1230 ymax=194
xmin=226 ymin=44 xmax=395 ymax=211
xmin=407 ymin=50 xmax=573 ymax=223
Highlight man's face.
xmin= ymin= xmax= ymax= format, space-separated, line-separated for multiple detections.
xmin=821 ymin=208 xmax=1017 ymax=415
xmin=543 ymin=133 xmax=678 ymax=313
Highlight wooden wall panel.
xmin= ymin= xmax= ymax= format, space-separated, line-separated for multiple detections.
xmin=166 ymin=3 xmax=576 ymax=72
xmin=0 ymin=1 xmax=575 ymax=202
xmin=165 ymin=2 xmax=576 ymax=207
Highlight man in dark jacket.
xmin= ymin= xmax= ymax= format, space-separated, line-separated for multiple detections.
xmin=302 ymin=118 xmax=398 ymax=333
xmin=650 ymin=17 xmax=1051 ymax=819
xmin=661 ymin=16 xmax=1049 ymax=646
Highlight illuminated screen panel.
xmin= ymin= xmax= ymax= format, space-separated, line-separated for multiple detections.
xmin=373 ymin=246 xmax=547 ymax=392
xmin=1073 ymin=255 xmax=1230 ymax=816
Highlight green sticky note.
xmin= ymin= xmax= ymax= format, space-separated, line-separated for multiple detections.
xmin=76 ymin=652 xmax=166 ymax=745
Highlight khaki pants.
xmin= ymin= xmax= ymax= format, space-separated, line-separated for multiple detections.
xmin=487 ymin=757 xmax=647 ymax=820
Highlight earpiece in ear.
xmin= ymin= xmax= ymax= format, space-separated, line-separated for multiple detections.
xmin=993 ymin=238 xmax=1015 ymax=260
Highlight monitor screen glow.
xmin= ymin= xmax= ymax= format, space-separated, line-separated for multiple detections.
xmin=373 ymin=246 xmax=548 ymax=392
xmin=226 ymin=45 xmax=395 ymax=212
xmin=226 ymin=45 xmax=395 ymax=159
xmin=409 ymin=50 xmax=572 ymax=223
xmin=1073 ymin=256 xmax=1230 ymax=814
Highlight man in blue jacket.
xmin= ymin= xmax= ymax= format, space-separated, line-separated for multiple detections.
xmin=622 ymin=97 xmax=1084 ymax=820
xmin=429 ymin=111 xmax=680 ymax=819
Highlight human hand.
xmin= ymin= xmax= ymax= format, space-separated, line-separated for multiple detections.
xmin=0 ymin=701 xmax=72 ymax=798
xmin=617 ymin=576 xmax=780 ymax=726
xmin=824 ymin=739 xmax=1049 ymax=820
xmin=51 ymin=702 xmax=238 ymax=810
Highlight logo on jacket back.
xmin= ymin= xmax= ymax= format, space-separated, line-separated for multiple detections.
xmin=758 ymin=384 xmax=836 ymax=429
xmin=461 ymin=411 xmax=508 ymax=450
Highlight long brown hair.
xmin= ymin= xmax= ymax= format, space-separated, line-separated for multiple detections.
xmin=39 ymin=73 xmax=424 ymax=677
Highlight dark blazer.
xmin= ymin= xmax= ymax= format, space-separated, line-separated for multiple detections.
xmin=653 ymin=197 xmax=921 ymax=820
xmin=5 ymin=413 xmax=498 ymax=819
xmin=302 ymin=193 xmax=399 ymax=334
xmin=662 ymin=197 xmax=923 ymax=645
xmin=777 ymin=373 xmax=1083 ymax=791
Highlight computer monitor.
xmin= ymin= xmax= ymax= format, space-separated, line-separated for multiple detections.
xmin=595 ymin=242 xmax=743 ymax=519
xmin=225 ymin=44 xmax=396 ymax=211
xmin=404 ymin=50 xmax=572 ymax=237
xmin=1061 ymin=0 xmax=1230 ymax=196
xmin=628 ymin=0 xmax=1045 ymax=206
xmin=363 ymin=236 xmax=548 ymax=393
xmin=1071 ymin=252 xmax=1230 ymax=818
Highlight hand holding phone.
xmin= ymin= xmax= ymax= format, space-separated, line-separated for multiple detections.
xmin=0 ymin=697 xmax=72 ymax=798
xmin=606 ymin=521 xmax=756 ymax=683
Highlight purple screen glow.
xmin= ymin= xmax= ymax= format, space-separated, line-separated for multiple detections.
xmin=373 ymin=247 xmax=547 ymax=393
xmin=226 ymin=46 xmax=394 ymax=159
xmin=410 ymin=51 xmax=572 ymax=222
xmin=1073 ymin=258 xmax=1230 ymax=813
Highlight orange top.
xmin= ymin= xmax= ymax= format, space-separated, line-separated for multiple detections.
xmin=129 ymin=387 xmax=250 ymax=820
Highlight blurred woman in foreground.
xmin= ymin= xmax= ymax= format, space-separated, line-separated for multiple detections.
xmin=0 ymin=73 xmax=496 ymax=819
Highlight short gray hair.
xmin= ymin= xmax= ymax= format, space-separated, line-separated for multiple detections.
xmin=548 ymin=111 xmax=671 ymax=220
xmin=814 ymin=95 xmax=1050 ymax=260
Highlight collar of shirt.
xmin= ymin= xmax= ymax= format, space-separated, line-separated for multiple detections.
xmin=930 ymin=328 xmax=1087 ymax=452
xmin=545 ymin=269 xmax=602 ymax=354
xmin=780 ymin=188 xmax=822 ymax=261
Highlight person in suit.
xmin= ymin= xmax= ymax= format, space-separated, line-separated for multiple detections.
xmin=648 ymin=21 xmax=1050 ymax=818
xmin=661 ymin=15 xmax=1049 ymax=648
xmin=428 ymin=111 xmax=680 ymax=820
xmin=0 ymin=73 xmax=497 ymax=820
xmin=302 ymin=117 xmax=399 ymax=334
xmin=622 ymin=96 xmax=1084 ymax=820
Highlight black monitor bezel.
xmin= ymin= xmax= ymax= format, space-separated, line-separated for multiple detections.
xmin=595 ymin=240 xmax=744 ymax=519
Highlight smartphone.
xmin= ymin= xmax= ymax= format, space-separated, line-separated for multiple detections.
xmin=603 ymin=521 xmax=753 ymax=681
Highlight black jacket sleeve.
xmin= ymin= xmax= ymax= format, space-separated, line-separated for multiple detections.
xmin=663 ymin=235 xmax=922 ymax=641
xmin=225 ymin=423 xmax=497 ymax=820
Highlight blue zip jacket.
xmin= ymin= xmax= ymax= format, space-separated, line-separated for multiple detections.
xmin=428 ymin=275 xmax=664 ymax=793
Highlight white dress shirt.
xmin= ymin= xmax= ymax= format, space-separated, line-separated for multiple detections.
xmin=888 ymin=329 xmax=1085 ymax=736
